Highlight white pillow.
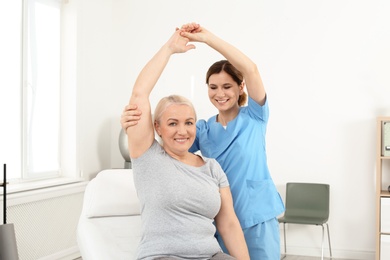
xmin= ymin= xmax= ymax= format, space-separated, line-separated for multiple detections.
xmin=84 ymin=169 xmax=141 ymax=218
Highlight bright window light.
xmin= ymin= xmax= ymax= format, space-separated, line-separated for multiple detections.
xmin=0 ymin=0 xmax=77 ymax=183
xmin=26 ymin=1 xmax=61 ymax=176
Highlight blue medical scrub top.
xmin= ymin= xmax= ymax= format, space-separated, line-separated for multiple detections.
xmin=190 ymin=97 xmax=285 ymax=228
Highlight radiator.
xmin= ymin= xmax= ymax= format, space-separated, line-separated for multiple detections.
xmin=1 ymin=182 xmax=87 ymax=260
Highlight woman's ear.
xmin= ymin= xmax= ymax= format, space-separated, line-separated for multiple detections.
xmin=239 ymin=81 xmax=245 ymax=94
xmin=154 ymin=120 xmax=161 ymax=136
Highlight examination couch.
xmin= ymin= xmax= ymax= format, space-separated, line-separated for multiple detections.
xmin=77 ymin=169 xmax=141 ymax=260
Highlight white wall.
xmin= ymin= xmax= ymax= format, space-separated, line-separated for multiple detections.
xmin=77 ymin=0 xmax=390 ymax=258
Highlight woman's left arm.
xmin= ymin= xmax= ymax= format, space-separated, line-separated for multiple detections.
xmin=214 ymin=187 xmax=250 ymax=260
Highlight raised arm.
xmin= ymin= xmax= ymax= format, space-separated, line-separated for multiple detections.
xmin=180 ymin=23 xmax=266 ymax=106
xmin=125 ymin=29 xmax=195 ymax=158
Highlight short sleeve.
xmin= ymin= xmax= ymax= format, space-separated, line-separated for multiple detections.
xmin=246 ymin=96 xmax=269 ymax=123
xmin=209 ymin=159 xmax=229 ymax=188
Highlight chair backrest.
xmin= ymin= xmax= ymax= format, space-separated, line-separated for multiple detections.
xmin=284 ymin=182 xmax=330 ymax=221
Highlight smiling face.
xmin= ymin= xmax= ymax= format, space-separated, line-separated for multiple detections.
xmin=155 ymin=104 xmax=196 ymax=157
xmin=208 ymin=71 xmax=244 ymax=113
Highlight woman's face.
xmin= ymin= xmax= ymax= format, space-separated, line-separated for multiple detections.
xmin=155 ymin=104 xmax=196 ymax=156
xmin=207 ymin=71 xmax=243 ymax=112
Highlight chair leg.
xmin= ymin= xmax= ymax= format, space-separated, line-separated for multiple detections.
xmin=326 ymin=223 xmax=332 ymax=258
xmin=281 ymin=223 xmax=287 ymax=259
xmin=321 ymin=225 xmax=324 ymax=260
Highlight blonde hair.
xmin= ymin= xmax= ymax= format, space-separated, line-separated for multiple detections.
xmin=154 ymin=95 xmax=197 ymax=124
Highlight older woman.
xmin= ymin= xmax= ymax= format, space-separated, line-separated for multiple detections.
xmin=123 ymin=27 xmax=249 ymax=260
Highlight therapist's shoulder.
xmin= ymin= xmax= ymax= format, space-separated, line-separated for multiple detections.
xmin=196 ymin=118 xmax=209 ymax=130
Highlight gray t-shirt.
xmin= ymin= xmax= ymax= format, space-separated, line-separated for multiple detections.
xmin=132 ymin=140 xmax=229 ymax=260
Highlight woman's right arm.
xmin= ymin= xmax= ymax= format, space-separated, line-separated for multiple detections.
xmin=125 ymin=29 xmax=195 ymax=158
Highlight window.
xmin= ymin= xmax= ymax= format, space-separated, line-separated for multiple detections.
xmin=0 ymin=0 xmax=78 ymax=185
xmin=26 ymin=0 xmax=61 ymax=179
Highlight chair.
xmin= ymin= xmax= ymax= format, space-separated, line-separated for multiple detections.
xmin=278 ymin=182 xmax=332 ymax=260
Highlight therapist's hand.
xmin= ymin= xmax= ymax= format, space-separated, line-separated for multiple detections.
xmin=121 ymin=104 xmax=142 ymax=131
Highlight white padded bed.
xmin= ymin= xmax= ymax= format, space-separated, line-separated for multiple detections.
xmin=77 ymin=169 xmax=141 ymax=260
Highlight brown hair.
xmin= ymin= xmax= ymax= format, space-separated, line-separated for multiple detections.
xmin=154 ymin=95 xmax=197 ymax=124
xmin=206 ymin=60 xmax=247 ymax=106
